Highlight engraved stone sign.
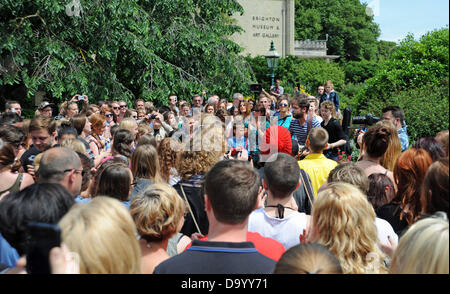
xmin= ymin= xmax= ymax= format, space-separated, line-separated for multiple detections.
xmin=231 ymin=0 xmax=294 ymax=57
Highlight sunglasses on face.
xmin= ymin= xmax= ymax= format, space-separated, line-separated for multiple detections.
xmin=113 ymin=106 xmax=119 ymax=109
xmin=63 ymin=168 xmax=86 ymax=177
xmin=105 ymin=113 xmax=113 ymax=117
xmin=279 ymin=103 xmax=289 ymax=107
xmin=120 ymin=105 xmax=126 ymax=108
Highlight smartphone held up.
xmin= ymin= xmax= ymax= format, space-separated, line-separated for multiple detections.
xmin=26 ymin=222 xmax=61 ymax=274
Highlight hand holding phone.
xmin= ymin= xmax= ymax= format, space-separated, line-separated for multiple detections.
xmin=26 ymin=222 xmax=61 ymax=274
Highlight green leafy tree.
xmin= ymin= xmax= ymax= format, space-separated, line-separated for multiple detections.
xmin=294 ymin=0 xmax=380 ymax=61
xmin=376 ymin=40 xmax=398 ymax=62
xmin=354 ymin=28 xmax=449 ymax=142
xmin=356 ymin=28 xmax=449 ymax=113
xmin=342 ymin=60 xmax=380 ymax=84
xmin=0 ymin=0 xmax=254 ymax=108
xmin=246 ymin=55 xmax=345 ymax=96
xmin=277 ymin=56 xmax=345 ymax=94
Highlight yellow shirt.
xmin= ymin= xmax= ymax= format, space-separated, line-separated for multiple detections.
xmin=298 ymin=153 xmax=338 ymax=198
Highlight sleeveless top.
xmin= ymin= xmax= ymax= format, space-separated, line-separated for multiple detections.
xmin=0 ymin=173 xmax=23 ymax=195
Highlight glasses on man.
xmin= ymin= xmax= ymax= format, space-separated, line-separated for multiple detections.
xmin=62 ymin=168 xmax=85 ymax=177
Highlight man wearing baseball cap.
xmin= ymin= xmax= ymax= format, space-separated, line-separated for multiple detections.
xmin=37 ymin=101 xmax=54 ymax=117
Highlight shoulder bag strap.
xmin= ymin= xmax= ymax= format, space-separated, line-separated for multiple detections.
xmin=299 ymin=170 xmax=314 ymax=208
xmin=307 ymin=115 xmax=313 ymax=136
xmin=179 ymin=184 xmax=202 ymax=235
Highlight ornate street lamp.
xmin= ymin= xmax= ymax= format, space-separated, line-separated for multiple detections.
xmin=265 ymin=40 xmax=280 ymax=87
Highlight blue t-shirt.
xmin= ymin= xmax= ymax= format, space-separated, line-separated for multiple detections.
xmin=0 ymin=233 xmax=19 ymax=268
xmin=227 ymin=137 xmax=249 ymax=152
xmin=75 ymin=195 xmax=130 ymax=209
xmin=398 ymin=126 xmax=409 ymax=152
xmin=75 ymin=195 xmax=91 ymax=204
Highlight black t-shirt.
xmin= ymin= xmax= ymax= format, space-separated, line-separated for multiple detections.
xmin=173 ymin=177 xmax=209 ymax=237
xmin=20 ymin=146 xmax=42 ymax=173
xmin=376 ymin=203 xmax=409 ymax=237
xmin=321 ymin=118 xmax=347 ymax=154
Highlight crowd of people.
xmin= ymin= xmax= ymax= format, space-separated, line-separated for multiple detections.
xmin=0 ymin=80 xmax=448 ymax=275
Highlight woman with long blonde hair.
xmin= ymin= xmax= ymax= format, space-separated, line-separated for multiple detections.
xmin=309 ymin=182 xmax=388 ymax=274
xmin=390 ymin=213 xmax=448 ymax=274
xmin=58 ymin=196 xmax=141 ymax=274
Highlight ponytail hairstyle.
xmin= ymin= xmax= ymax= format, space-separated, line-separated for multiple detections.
xmin=363 ymin=125 xmax=393 ymax=158
xmin=112 ymin=129 xmax=134 ymax=158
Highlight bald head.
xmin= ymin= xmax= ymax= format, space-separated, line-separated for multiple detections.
xmin=37 ymin=147 xmax=82 ymax=196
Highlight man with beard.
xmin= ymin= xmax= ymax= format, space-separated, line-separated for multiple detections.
xmin=288 ymin=96 xmax=320 ymax=151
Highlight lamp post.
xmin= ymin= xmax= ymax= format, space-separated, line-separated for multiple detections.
xmin=265 ymin=40 xmax=280 ymax=87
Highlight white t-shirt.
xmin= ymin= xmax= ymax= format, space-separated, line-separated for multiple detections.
xmin=375 ymin=217 xmax=398 ymax=246
xmin=248 ymin=208 xmax=308 ymax=250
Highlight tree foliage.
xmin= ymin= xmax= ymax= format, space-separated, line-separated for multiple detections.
xmin=342 ymin=60 xmax=380 ymax=84
xmin=353 ymin=28 xmax=449 ymax=142
xmin=376 ymin=40 xmax=398 ymax=62
xmin=0 ymin=0 xmax=254 ymax=106
xmin=294 ymin=0 xmax=380 ymax=61
xmin=246 ymin=55 xmax=345 ymax=95
xmin=356 ymin=28 xmax=449 ymax=114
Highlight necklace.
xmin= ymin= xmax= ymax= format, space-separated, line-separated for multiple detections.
xmin=265 ymin=204 xmax=296 ymax=219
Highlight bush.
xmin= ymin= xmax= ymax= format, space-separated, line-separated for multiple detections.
xmin=339 ymin=82 xmax=365 ymax=111
xmin=278 ymin=57 xmax=345 ymax=94
xmin=355 ymin=28 xmax=449 ymax=114
xmin=341 ymin=60 xmax=380 ymax=84
xmin=364 ymin=82 xmax=449 ymax=142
